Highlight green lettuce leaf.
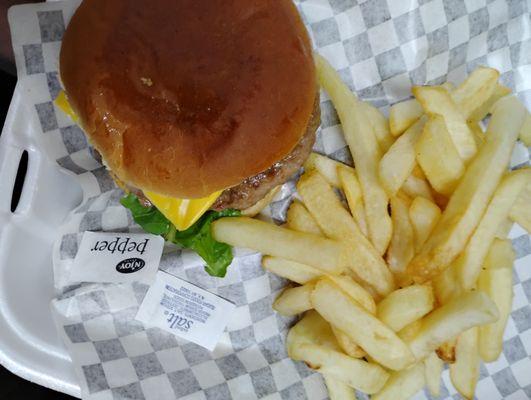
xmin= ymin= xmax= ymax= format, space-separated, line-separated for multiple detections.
xmin=120 ymin=194 xmax=240 ymax=277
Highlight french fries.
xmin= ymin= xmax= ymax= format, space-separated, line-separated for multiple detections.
xmin=495 ymin=218 xmax=513 ymax=239
xmin=450 ymin=328 xmax=480 ymax=400
xmin=413 ymin=86 xmax=477 ymax=162
xmin=359 ymin=101 xmax=395 ymax=152
xmin=409 ymin=197 xmax=441 ymax=253
xmin=296 ymin=344 xmax=389 ymax=394
xmin=519 ymin=112 xmax=531 ymax=146
xmin=406 ymin=291 xmax=498 ymax=361
xmin=389 ymin=99 xmax=423 ymax=137
xmin=436 ymin=339 xmax=457 ymax=363
xmin=455 ymin=169 xmax=530 ymax=289
xmin=478 ymin=239 xmax=515 ymax=362
xmin=387 ymin=196 xmax=415 ymax=280
xmin=379 ymin=117 xmax=426 ymax=196
xmin=298 ymin=171 xmax=394 ymax=296
xmin=324 ymin=376 xmax=357 ymax=400
xmin=287 ymin=312 xmax=389 ymax=394
xmin=338 ymin=167 xmax=369 ymax=237
xmin=316 ymin=54 xmax=392 ymax=255
xmin=433 ymin=263 xmax=459 ymax=305
xmin=450 ymin=67 xmax=499 ymax=119
xmin=286 ymin=201 xmax=323 ymax=236
xmin=262 ymin=257 xmax=322 ymax=285
xmin=304 ymin=152 xmax=353 ymax=188
xmin=401 ymin=175 xmax=434 ymax=202
xmin=415 ymin=115 xmax=465 ymax=196
xmin=331 ymin=326 xmax=367 ymax=359
xmin=220 ymin=58 xmax=531 ymax=400
xmin=212 ymin=217 xmax=346 ymax=274
xmin=273 ymin=284 xmax=314 ymax=316
xmin=468 ymin=83 xmax=511 ymax=122
xmin=286 ymin=310 xmax=340 ymax=354
xmin=407 ymin=96 xmax=527 ymax=282
xmin=326 ymin=275 xmax=376 ymax=314
xmin=312 ymin=279 xmax=414 ymax=370
xmin=372 ymin=363 xmax=425 ymax=400
xmin=509 ymin=178 xmax=531 ymax=232
xmin=377 ymin=285 xmax=434 ymax=332
xmin=424 ymin=352 xmax=444 ymax=397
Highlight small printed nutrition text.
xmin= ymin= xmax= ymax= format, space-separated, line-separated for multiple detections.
xmin=162 ymin=285 xmax=216 ymax=333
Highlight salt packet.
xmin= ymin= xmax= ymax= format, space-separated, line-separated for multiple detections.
xmin=136 ymin=271 xmax=236 ymax=351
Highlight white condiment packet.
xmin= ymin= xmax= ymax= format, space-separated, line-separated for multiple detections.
xmin=135 ymin=270 xmax=236 ymax=351
xmin=68 ymin=232 xmax=164 ymax=285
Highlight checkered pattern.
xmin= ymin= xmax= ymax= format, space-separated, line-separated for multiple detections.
xmin=7 ymin=0 xmax=531 ymax=399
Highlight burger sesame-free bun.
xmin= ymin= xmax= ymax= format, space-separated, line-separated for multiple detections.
xmin=60 ymin=0 xmax=317 ymax=199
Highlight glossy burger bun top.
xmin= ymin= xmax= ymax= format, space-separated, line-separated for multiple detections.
xmin=60 ymin=0 xmax=317 ymax=199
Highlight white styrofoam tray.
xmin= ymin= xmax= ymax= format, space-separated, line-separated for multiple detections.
xmin=0 ymin=79 xmax=83 ymax=397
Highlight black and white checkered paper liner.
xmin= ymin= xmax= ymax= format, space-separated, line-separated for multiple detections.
xmin=8 ymin=0 xmax=531 ymax=399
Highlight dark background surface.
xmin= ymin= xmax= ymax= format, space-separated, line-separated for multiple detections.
xmin=0 ymin=6 xmax=76 ymax=397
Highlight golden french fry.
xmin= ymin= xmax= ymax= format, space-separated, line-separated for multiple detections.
xmin=450 ymin=67 xmax=500 ymax=119
xmin=519 ymin=112 xmax=531 ymax=146
xmin=372 ymin=363 xmax=425 ymax=400
xmin=416 ymin=115 xmax=466 ymax=196
xmin=377 ymin=285 xmax=435 ymax=332
xmin=312 ymin=279 xmax=414 ymax=371
xmin=324 ymin=376 xmax=357 ymax=400
xmin=495 ymin=218 xmax=513 ymax=239
xmin=338 ymin=167 xmax=369 ymax=237
xmin=402 ymin=175 xmax=434 ymax=202
xmin=212 ymin=217 xmax=346 ymax=275
xmin=468 ymin=121 xmax=485 ymax=148
xmin=298 ymin=171 xmax=394 ymax=296
xmin=478 ymin=239 xmax=515 ymax=362
xmin=455 ymin=169 xmax=530 ymax=290
xmin=297 ymin=343 xmax=389 ymax=394
xmin=509 ymin=178 xmax=531 ymax=232
xmin=424 ymin=352 xmax=444 ymax=397
xmin=359 ymin=101 xmax=394 ymax=152
xmin=331 ymin=326 xmax=367 ymax=359
xmin=433 ymin=263 xmax=459 ymax=305
xmin=304 ymin=152 xmax=354 ymax=188
xmin=389 ymin=99 xmax=424 ymax=137
xmin=407 ymin=96 xmax=527 ymax=282
xmin=326 ymin=275 xmax=377 ymax=314
xmin=286 ymin=310 xmax=341 ymax=355
xmin=413 ymin=86 xmax=477 ymax=162
xmin=450 ymin=328 xmax=480 ymax=400
xmin=436 ymin=339 xmax=456 ymax=363
xmin=316 ymin=54 xmax=392 ymax=255
xmin=379 ymin=117 xmax=426 ymax=196
xmin=286 ymin=201 xmax=323 ymax=236
xmin=405 ymin=291 xmax=498 ymax=361
xmin=242 ymin=186 xmax=280 ymax=217
xmin=273 ymin=284 xmax=314 ymax=316
xmin=468 ymin=84 xmax=511 ymax=122
xmin=288 ymin=313 xmax=389 ymax=393
xmin=262 ymin=257 xmax=322 ymax=285
xmin=409 ymin=197 xmax=441 ymax=253
xmin=398 ymin=320 xmax=422 ymax=342
xmin=387 ymin=197 xmax=415 ymax=278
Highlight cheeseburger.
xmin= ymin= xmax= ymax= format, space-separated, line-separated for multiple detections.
xmin=58 ymin=0 xmax=319 ymax=275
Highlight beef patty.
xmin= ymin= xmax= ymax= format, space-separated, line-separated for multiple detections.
xmin=212 ymin=97 xmax=320 ymax=210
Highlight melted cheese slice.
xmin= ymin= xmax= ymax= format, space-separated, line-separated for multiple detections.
xmin=55 ymin=90 xmax=79 ymax=123
xmin=144 ymin=190 xmax=222 ymax=231
xmin=55 ymin=91 xmax=221 ymax=231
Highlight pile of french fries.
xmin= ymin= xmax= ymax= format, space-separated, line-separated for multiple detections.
xmin=212 ymin=55 xmax=531 ymax=399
